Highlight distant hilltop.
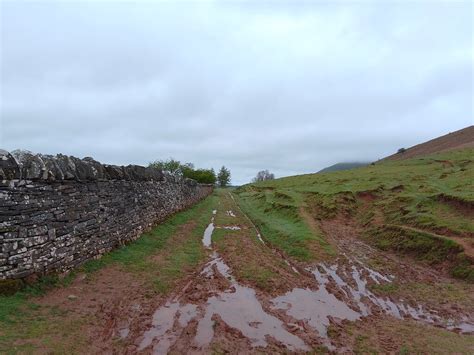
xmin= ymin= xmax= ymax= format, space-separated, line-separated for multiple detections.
xmin=316 ymin=125 xmax=473 ymax=174
xmin=383 ymin=125 xmax=474 ymax=161
xmin=318 ymin=162 xmax=368 ymax=173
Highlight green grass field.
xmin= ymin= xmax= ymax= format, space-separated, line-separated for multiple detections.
xmin=234 ymin=148 xmax=474 ymax=280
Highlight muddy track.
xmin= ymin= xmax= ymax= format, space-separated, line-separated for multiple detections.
xmin=128 ymin=192 xmax=474 ymax=353
xmin=30 ymin=218 xmax=205 ymax=354
xmin=9 ymin=191 xmax=473 ymax=354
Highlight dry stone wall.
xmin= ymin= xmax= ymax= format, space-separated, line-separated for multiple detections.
xmin=0 ymin=150 xmax=213 ymax=280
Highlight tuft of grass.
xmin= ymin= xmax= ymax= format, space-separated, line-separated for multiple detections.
xmin=0 ymin=280 xmax=23 ymax=297
xmin=80 ymin=197 xmax=213 ymax=275
xmin=345 ymin=317 xmax=474 ymax=354
xmin=151 ymin=197 xmax=215 ymax=293
xmin=211 ymin=190 xmax=301 ymax=292
xmin=211 ymin=217 xmax=277 ymax=290
xmin=233 ymin=191 xmax=333 ymax=262
xmin=0 ymin=274 xmax=75 ymax=324
xmin=0 ymin=272 xmax=88 ymax=353
xmin=239 ymin=264 xmax=276 ymax=291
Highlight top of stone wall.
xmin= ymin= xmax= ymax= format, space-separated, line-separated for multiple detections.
xmin=0 ymin=149 xmax=171 ymax=182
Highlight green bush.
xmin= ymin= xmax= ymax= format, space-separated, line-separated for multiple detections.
xmin=149 ymin=158 xmax=216 ymax=184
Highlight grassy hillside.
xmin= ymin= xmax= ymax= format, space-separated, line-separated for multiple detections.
xmin=384 ymin=125 xmax=474 ymax=161
xmin=235 ymin=148 xmax=474 ymax=281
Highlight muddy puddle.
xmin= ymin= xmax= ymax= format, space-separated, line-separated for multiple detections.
xmin=195 ymin=253 xmax=309 ymax=351
xmin=202 ymin=223 xmax=214 ymax=248
xmin=136 ymin=207 xmax=474 ymax=353
xmin=314 ymin=263 xmax=434 ymax=323
xmin=137 ymin=251 xmax=309 ymax=353
xmin=273 ymin=287 xmax=360 ymax=338
xmin=202 ymin=210 xmax=217 ymax=248
xmin=137 ymin=211 xmax=310 ymax=352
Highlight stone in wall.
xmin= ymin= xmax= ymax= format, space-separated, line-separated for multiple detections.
xmin=0 ymin=150 xmax=20 ymax=180
xmin=0 ymin=150 xmax=213 ymax=280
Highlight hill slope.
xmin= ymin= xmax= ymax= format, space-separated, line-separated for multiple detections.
xmin=384 ymin=125 xmax=474 ymax=161
xmin=236 ymin=148 xmax=474 ymax=280
xmin=318 ymin=162 xmax=368 ymax=173
xmin=234 ymin=147 xmax=474 ymax=350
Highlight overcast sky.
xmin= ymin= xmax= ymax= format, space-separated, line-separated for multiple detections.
xmin=1 ymin=0 xmax=472 ymax=185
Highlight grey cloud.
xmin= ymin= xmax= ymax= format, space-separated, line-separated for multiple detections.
xmin=1 ymin=0 xmax=472 ymax=185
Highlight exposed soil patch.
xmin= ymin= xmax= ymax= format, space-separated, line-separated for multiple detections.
xmin=35 ymin=266 xmax=156 ymax=353
xmin=357 ymin=191 xmax=377 ymax=203
xmin=434 ymin=159 xmax=455 ymax=168
xmin=437 ymin=193 xmax=474 ymax=218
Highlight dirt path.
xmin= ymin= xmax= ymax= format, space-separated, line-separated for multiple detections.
xmin=129 ymin=191 xmax=474 ymax=353
xmin=30 ymin=218 xmax=206 ymax=353
xmin=3 ymin=190 xmax=474 ymax=354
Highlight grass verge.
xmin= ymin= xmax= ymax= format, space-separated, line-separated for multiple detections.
xmin=233 ymin=190 xmax=333 ymax=262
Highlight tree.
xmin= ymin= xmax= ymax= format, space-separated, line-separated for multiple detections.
xmin=149 ymin=158 xmax=183 ymax=175
xmin=217 ymin=166 xmax=231 ymax=187
xmin=148 ymin=158 xmax=216 ymax=184
xmin=185 ymin=168 xmax=217 ymax=184
xmin=180 ymin=162 xmax=195 ymax=177
xmin=252 ymin=170 xmax=275 ymax=183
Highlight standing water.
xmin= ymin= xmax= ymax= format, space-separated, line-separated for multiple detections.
xmin=202 ymin=223 xmax=214 ymax=248
xmin=136 ymin=205 xmax=474 ymax=354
